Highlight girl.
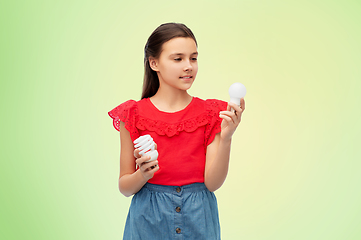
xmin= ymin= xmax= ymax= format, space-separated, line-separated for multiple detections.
xmin=108 ymin=23 xmax=245 ymax=240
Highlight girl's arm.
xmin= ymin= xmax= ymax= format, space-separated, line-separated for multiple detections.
xmin=118 ymin=122 xmax=159 ymax=197
xmin=204 ymin=99 xmax=245 ymax=192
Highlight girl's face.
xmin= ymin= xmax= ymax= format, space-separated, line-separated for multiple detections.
xmin=150 ymin=37 xmax=198 ymax=92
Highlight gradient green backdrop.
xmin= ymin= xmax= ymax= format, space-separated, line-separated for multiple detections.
xmin=1 ymin=0 xmax=360 ymax=239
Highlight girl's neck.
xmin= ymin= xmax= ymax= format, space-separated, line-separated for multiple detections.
xmin=150 ymin=89 xmax=193 ymax=113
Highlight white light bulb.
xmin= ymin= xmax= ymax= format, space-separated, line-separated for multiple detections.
xmin=133 ymin=135 xmax=158 ymax=162
xmin=229 ymin=82 xmax=246 ymax=106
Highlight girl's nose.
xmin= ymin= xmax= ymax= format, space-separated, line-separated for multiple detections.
xmin=184 ymin=61 xmax=193 ymax=72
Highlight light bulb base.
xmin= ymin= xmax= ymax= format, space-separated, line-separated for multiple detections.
xmin=230 ymin=97 xmax=241 ymax=106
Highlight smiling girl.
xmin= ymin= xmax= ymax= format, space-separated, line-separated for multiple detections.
xmin=108 ymin=23 xmax=245 ymax=239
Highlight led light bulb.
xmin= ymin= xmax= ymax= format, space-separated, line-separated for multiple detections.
xmin=133 ymin=135 xmax=158 ymax=162
xmin=228 ymin=82 xmax=246 ymax=111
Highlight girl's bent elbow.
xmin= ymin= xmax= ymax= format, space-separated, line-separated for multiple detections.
xmin=118 ymin=184 xmax=134 ymax=197
xmin=204 ymin=181 xmax=221 ymax=192
xmin=118 ymin=178 xmax=134 ymax=197
xmin=122 ymin=191 xmax=134 ymax=198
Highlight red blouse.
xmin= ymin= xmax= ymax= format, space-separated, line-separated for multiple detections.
xmin=108 ymin=97 xmax=227 ymax=186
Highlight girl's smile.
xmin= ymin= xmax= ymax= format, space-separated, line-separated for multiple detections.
xmin=179 ymin=74 xmax=193 ymax=81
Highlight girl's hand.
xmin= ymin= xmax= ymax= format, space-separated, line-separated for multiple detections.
xmin=134 ymin=145 xmax=159 ymax=181
xmin=219 ymin=98 xmax=245 ymax=141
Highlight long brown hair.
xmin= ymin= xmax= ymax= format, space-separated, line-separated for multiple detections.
xmin=141 ymin=23 xmax=197 ymax=99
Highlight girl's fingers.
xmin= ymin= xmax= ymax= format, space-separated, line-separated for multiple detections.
xmin=138 ymin=161 xmax=159 ymax=180
xmin=136 ymin=155 xmax=157 ymax=168
xmin=220 ymin=108 xmax=239 ymax=123
xmin=233 ymin=106 xmax=243 ymax=119
xmin=147 ymin=164 xmax=159 ymax=174
xmin=220 ymin=110 xmax=237 ymax=117
xmin=140 ymin=160 xmax=158 ymax=170
xmin=219 ymin=113 xmax=235 ymax=124
xmin=240 ymin=98 xmax=245 ymax=110
xmin=235 ymin=98 xmax=245 ymax=116
xmin=135 ymin=155 xmax=151 ymax=166
xmin=218 ymin=100 xmax=245 ymax=140
xmin=134 ymin=149 xmax=142 ymax=159
xmin=139 ymin=161 xmax=159 ymax=176
xmin=227 ymin=102 xmax=238 ymax=111
xmin=227 ymin=100 xmax=245 ymax=120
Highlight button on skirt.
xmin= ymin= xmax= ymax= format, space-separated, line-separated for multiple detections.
xmin=123 ymin=183 xmax=221 ymax=240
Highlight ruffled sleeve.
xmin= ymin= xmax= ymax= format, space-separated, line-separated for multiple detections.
xmin=204 ymin=99 xmax=228 ymax=146
xmin=108 ymin=100 xmax=140 ymax=141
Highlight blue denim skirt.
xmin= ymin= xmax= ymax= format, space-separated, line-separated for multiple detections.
xmin=123 ymin=183 xmax=221 ymax=240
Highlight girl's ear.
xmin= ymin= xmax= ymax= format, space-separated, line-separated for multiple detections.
xmin=149 ymin=57 xmax=159 ymax=72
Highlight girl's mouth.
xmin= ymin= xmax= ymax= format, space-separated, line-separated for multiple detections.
xmin=180 ymin=76 xmax=192 ymax=79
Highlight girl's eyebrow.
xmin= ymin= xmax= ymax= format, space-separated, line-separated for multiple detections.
xmin=170 ymin=52 xmax=199 ymax=56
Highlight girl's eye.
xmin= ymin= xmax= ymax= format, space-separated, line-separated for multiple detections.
xmin=174 ymin=58 xmax=182 ymax=61
xmin=191 ymin=58 xmax=197 ymax=61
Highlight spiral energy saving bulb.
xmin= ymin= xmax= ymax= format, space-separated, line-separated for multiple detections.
xmin=229 ymin=82 xmax=246 ymax=111
xmin=133 ymin=135 xmax=158 ymax=162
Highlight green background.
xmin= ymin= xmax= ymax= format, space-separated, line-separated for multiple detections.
xmin=1 ymin=0 xmax=360 ymax=239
